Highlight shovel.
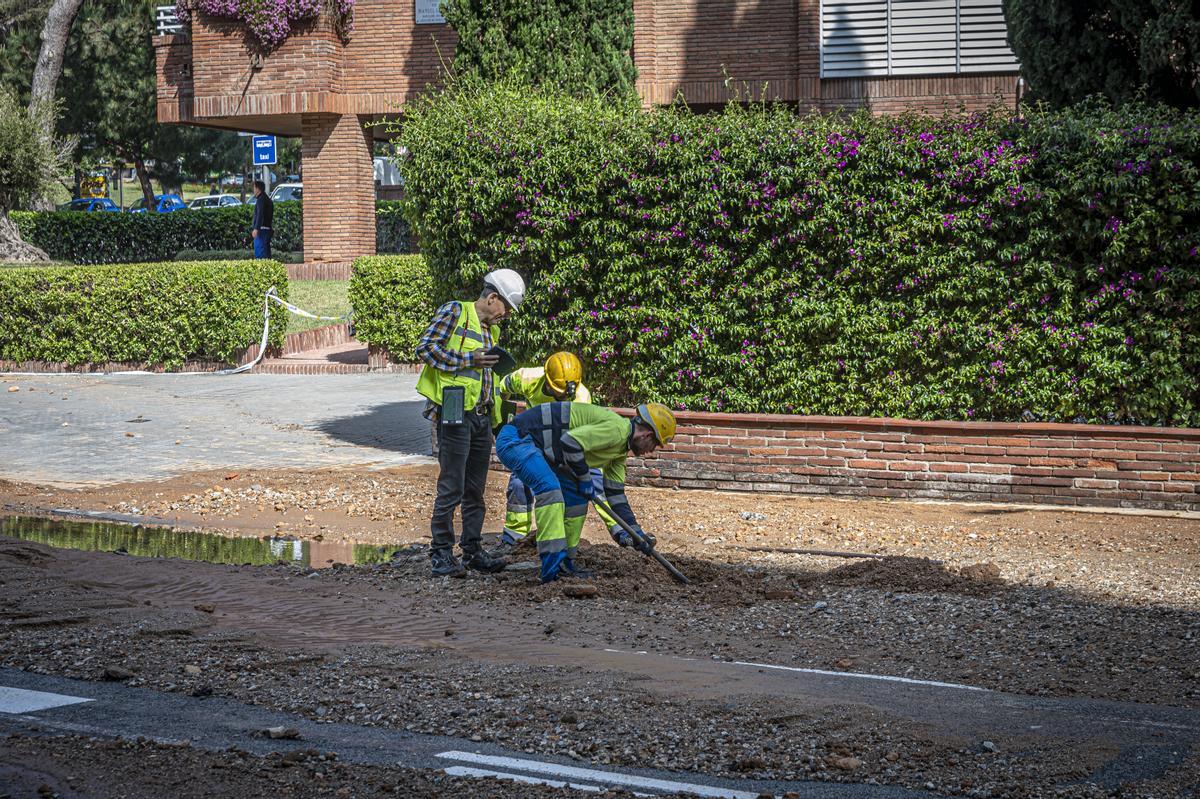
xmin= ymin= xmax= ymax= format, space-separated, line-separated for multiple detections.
xmin=592 ymin=498 xmax=690 ymax=585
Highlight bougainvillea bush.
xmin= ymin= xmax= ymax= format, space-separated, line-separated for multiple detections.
xmin=392 ymin=83 xmax=1200 ymax=426
xmin=176 ymin=0 xmax=353 ymax=48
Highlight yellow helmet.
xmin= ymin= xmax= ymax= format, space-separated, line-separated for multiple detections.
xmin=544 ymin=351 xmax=583 ymax=396
xmin=636 ymin=403 xmax=677 ymax=445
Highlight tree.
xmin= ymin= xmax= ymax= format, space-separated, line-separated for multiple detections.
xmin=0 ymin=86 xmax=70 ymax=260
xmin=2 ymin=0 xmax=247 ymax=210
xmin=0 ymin=0 xmax=48 ymax=32
xmin=28 ymin=0 xmax=83 ymax=106
xmin=441 ymin=0 xmax=638 ymax=99
xmin=1004 ymin=0 xmax=1200 ymax=109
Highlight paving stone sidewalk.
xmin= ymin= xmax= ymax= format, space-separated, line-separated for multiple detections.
xmin=0 ymin=373 xmax=433 ymax=487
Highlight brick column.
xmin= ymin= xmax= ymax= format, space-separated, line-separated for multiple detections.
xmin=797 ymin=0 xmax=821 ymax=110
xmin=301 ymin=113 xmax=375 ymax=264
xmin=632 ymin=0 xmax=657 ymax=107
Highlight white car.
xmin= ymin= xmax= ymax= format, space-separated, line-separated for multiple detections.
xmin=188 ymin=194 xmax=243 ymax=209
xmin=270 ymin=183 xmax=302 ymax=202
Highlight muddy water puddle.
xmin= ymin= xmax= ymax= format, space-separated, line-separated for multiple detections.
xmin=0 ymin=514 xmax=406 ymax=569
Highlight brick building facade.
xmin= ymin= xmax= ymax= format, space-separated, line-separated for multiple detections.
xmin=155 ymin=0 xmax=1020 ymax=265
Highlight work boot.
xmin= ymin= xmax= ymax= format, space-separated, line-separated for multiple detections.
xmin=561 ymin=558 xmax=594 ymax=579
xmin=430 ymin=550 xmax=466 ymax=578
xmin=463 ymin=550 xmax=507 ymax=574
xmin=486 ymin=532 xmax=522 ymax=559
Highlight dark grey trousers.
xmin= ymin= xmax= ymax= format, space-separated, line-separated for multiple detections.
xmin=430 ymin=410 xmax=493 ymax=556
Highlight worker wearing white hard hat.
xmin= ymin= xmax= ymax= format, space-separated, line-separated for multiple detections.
xmin=415 ymin=268 xmax=527 ymax=577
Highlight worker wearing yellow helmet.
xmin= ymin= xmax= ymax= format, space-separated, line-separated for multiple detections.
xmin=494 ymin=400 xmax=677 ymax=582
xmin=490 ymin=352 xmax=621 ymax=557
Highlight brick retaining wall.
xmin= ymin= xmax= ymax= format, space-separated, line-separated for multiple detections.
xmin=615 ymin=410 xmax=1200 ymax=513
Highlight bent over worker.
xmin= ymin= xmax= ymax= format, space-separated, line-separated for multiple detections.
xmin=415 ymin=268 xmax=525 ymax=578
xmin=494 ymin=401 xmax=676 ymax=582
xmin=490 ymin=352 xmax=622 ymax=557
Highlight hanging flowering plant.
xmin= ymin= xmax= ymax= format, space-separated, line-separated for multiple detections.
xmin=176 ymin=0 xmax=354 ymax=49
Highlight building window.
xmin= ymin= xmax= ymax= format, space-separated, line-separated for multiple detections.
xmin=821 ymin=0 xmax=1018 ymax=78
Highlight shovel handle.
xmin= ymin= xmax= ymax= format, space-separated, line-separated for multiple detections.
xmin=593 ymin=498 xmax=690 ymax=585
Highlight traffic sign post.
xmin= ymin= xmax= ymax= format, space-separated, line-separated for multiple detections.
xmin=252 ymin=135 xmax=277 ymax=166
xmin=252 ymin=135 xmax=276 ymax=192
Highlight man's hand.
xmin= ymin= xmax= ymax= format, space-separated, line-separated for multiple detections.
xmin=576 ymin=478 xmax=596 ymax=500
xmin=631 ymin=527 xmax=656 ymax=554
xmin=251 ymin=229 xmax=258 ymax=239
xmin=612 ymin=527 xmax=655 ymax=554
xmin=472 ymin=351 xmax=500 ymax=368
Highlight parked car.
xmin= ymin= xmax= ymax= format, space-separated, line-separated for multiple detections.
xmin=188 ymin=194 xmax=242 ymax=209
xmin=270 ymin=182 xmax=302 ymax=202
xmin=60 ymin=197 xmax=121 ymax=213
xmin=126 ymin=194 xmax=187 ymax=214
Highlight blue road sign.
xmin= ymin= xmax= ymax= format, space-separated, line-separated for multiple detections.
xmin=252 ymin=135 xmax=277 ymax=166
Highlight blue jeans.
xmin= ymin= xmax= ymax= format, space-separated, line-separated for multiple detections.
xmin=253 ymin=229 xmax=272 ymax=258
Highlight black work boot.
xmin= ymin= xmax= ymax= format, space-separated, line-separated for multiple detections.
xmin=430 ymin=549 xmax=466 ymax=578
xmin=463 ymin=549 xmax=507 ymax=574
xmin=486 ymin=533 xmax=522 ymax=559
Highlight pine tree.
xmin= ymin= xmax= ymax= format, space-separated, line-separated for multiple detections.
xmin=1004 ymin=0 xmax=1200 ymax=109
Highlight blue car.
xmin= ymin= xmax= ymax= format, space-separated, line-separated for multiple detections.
xmin=126 ymin=194 xmax=187 ymax=214
xmin=61 ymin=197 xmax=121 ymax=212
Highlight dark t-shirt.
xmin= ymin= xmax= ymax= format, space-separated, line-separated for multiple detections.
xmin=252 ymin=193 xmax=274 ymax=230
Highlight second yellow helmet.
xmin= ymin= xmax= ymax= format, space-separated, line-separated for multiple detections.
xmin=544 ymin=351 xmax=583 ymax=396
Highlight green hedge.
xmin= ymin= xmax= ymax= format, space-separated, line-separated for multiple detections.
xmin=349 ymin=255 xmax=434 ymax=361
xmin=174 ymin=249 xmax=305 ymax=264
xmin=12 ymin=200 xmax=411 ymax=264
xmin=0 ymin=260 xmax=288 ymax=368
xmin=392 ymin=83 xmax=1200 ymax=426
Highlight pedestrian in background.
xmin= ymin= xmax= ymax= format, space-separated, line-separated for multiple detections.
xmin=251 ymin=179 xmax=273 ymax=259
xmin=415 ymin=268 xmax=526 ymax=577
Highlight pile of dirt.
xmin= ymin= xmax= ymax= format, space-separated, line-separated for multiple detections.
xmin=798 ymin=556 xmax=1006 ymax=596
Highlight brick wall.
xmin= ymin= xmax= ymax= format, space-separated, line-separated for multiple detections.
xmin=621 ymin=411 xmax=1200 ymax=513
xmin=818 ymin=74 xmax=1018 ymax=115
xmin=631 ymin=0 xmax=1016 ymax=112
xmin=154 ymin=34 xmax=194 ymax=124
xmin=301 ymin=114 xmax=375 ymax=263
xmin=191 ymin=12 xmax=344 ymax=119
xmin=341 ymin=0 xmax=457 ymax=100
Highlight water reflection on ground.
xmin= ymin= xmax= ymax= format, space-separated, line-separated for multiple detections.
xmin=0 ymin=515 xmax=405 ymax=568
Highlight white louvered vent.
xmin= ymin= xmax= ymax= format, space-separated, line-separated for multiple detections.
xmin=821 ymin=0 xmax=889 ymax=78
xmin=958 ymin=0 xmax=1019 ymax=72
xmin=821 ymin=0 xmax=1018 ymax=77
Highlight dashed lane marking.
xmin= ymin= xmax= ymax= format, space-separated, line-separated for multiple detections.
xmin=0 ymin=686 xmax=93 ymax=714
xmin=436 ymin=751 xmax=763 ymax=798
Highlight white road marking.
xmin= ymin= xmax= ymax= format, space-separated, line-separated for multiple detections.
xmin=0 ymin=686 xmax=93 ymax=714
xmin=601 ymin=646 xmax=990 ymax=693
xmin=730 ymin=660 xmax=991 ymax=692
xmin=436 ymin=751 xmax=763 ymax=798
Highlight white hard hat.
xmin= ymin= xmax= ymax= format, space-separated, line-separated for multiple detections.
xmin=484 ymin=268 xmax=525 ymax=311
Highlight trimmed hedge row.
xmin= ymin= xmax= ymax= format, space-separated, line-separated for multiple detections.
xmin=0 ymin=260 xmax=288 ymax=368
xmin=175 ymin=249 xmax=305 ymax=264
xmin=349 ymin=255 xmax=434 ymax=361
xmin=393 ymin=83 xmax=1200 ymax=426
xmin=12 ymin=200 xmax=411 ymax=264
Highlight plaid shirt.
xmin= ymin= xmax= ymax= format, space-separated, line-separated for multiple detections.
xmin=415 ymin=301 xmax=494 ymax=420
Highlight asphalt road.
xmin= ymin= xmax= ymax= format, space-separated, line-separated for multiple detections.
xmin=0 ymin=668 xmax=932 ymax=799
xmin=0 ymin=373 xmax=433 ymax=486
